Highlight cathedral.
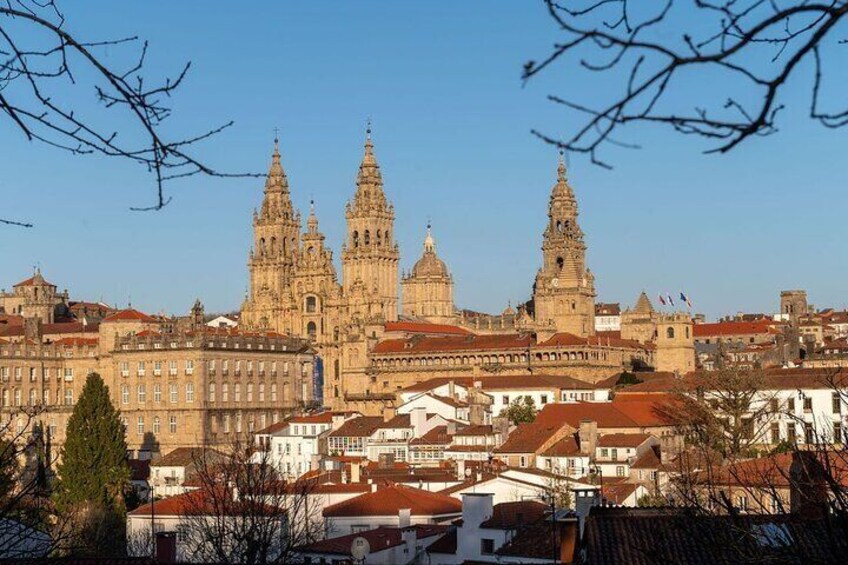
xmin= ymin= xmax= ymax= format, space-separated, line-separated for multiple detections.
xmin=240 ymin=127 xmax=694 ymax=413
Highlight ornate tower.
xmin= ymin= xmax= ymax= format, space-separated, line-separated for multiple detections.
xmin=532 ymin=153 xmax=596 ymax=338
xmin=620 ymin=291 xmax=658 ymax=343
xmin=293 ymin=201 xmax=343 ymax=343
xmin=242 ymin=138 xmax=302 ymax=331
xmin=401 ymin=223 xmax=455 ymax=324
xmin=341 ymin=126 xmax=400 ymax=323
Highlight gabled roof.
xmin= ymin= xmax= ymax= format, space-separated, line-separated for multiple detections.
xmin=372 ymin=333 xmax=535 ymax=354
xmin=153 ymin=447 xmax=222 ymax=468
xmin=693 ymin=320 xmax=778 ymax=337
xmin=597 ymin=433 xmax=652 ymax=448
xmin=102 ymin=308 xmax=157 ymax=323
xmin=290 ymin=412 xmax=334 ymax=424
xmin=495 ymin=422 xmax=565 ymax=454
xmin=130 ymin=488 xmax=278 ymax=517
xmin=535 ymin=402 xmax=638 ymax=429
xmin=481 ymin=500 xmax=547 ymax=529
xmin=322 ymin=485 xmax=462 ymax=517
xmin=454 ymin=424 xmax=493 ymax=437
xmin=410 ymin=425 xmax=452 ymax=446
xmin=52 ymin=337 xmax=99 ymax=347
xmin=327 ymin=416 xmax=384 ymax=438
xmin=297 ymin=524 xmax=448 ymax=556
xmin=14 ymin=273 xmax=55 ymax=287
xmin=540 ymin=434 xmax=581 ymax=457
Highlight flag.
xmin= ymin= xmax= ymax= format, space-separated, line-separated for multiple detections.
xmin=667 ymin=293 xmax=675 ymax=307
xmin=680 ymin=292 xmax=692 ymax=308
xmin=658 ymin=294 xmax=666 ymax=306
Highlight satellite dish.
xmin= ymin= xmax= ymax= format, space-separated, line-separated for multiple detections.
xmin=351 ymin=537 xmax=371 ymax=561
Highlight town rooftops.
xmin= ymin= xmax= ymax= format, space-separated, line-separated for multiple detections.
xmin=372 ymin=332 xmax=535 ymax=354
xmin=289 ymin=412 xmax=335 ymax=424
xmin=540 ymin=434 xmax=581 ymax=457
xmin=327 ymin=416 xmax=384 ymax=438
xmin=0 ymin=320 xmax=99 ymax=338
xmin=400 ymin=374 xmax=609 ymax=395
xmin=453 ymin=424 xmax=493 ymax=437
xmin=153 ymin=447 xmax=220 ymax=468
xmin=129 ymin=488 xmax=278 ymax=517
xmin=481 ymin=500 xmax=548 ymax=529
xmin=14 ymin=272 xmax=55 ymax=287
xmin=535 ymin=401 xmax=661 ymax=430
xmin=322 ymin=484 xmax=462 ymax=517
xmin=595 ymin=303 xmax=621 ymax=316
xmin=410 ymin=425 xmax=452 ymax=446
xmin=616 ymin=367 xmax=848 ymax=394
xmin=297 ymin=524 xmax=448 ymax=556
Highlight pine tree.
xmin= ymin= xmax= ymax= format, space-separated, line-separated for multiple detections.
xmin=54 ymin=372 xmax=129 ymax=555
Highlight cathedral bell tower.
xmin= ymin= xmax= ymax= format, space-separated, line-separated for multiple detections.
xmin=341 ymin=125 xmax=400 ymax=323
xmin=242 ymin=137 xmax=302 ymax=331
xmin=532 ymin=152 xmax=596 ymax=338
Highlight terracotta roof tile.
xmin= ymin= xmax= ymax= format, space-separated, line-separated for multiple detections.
xmin=597 ymin=433 xmax=652 ymax=448
xmin=541 ymin=434 xmax=581 ymax=457
xmin=322 ymin=485 xmax=462 ymax=517
xmin=372 ymin=333 xmax=535 ymax=355
xmin=385 ymin=321 xmax=472 ymax=336
xmin=328 ymin=416 xmax=384 ymax=438
xmin=298 ymin=524 xmax=448 ymax=556
xmin=495 ymin=422 xmax=565 ymax=454
xmin=102 ymin=308 xmax=157 ymax=323
xmin=693 ymin=320 xmax=778 ymax=337
xmin=481 ymin=500 xmax=548 ymax=529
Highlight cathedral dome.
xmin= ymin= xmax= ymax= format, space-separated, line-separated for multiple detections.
xmin=411 ymin=251 xmax=449 ymax=278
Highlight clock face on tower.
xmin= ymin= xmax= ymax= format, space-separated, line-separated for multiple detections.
xmin=551 ymin=278 xmax=559 ymax=288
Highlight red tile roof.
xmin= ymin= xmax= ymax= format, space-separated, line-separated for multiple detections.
xmin=410 ymin=425 xmax=452 ymax=446
xmin=14 ymin=274 xmax=55 ymax=287
xmin=597 ymin=433 xmax=652 ymax=448
xmin=0 ymin=321 xmax=100 ymax=337
xmin=400 ymin=374 xmax=605 ymax=395
xmin=693 ymin=320 xmax=778 ymax=337
xmin=298 ymin=524 xmax=448 ymax=556
xmin=617 ymin=368 xmax=848 ymax=393
xmin=495 ymin=422 xmax=566 ymax=454
xmin=535 ymin=402 xmax=639 ymax=429
xmin=327 ymin=416 xmax=384 ymax=438
xmin=481 ymin=500 xmax=548 ymax=529
xmin=540 ymin=434 xmax=581 ymax=457
xmin=454 ymin=425 xmax=494 ymax=437
xmin=372 ymin=333 xmax=535 ymax=355
xmin=129 ymin=488 xmax=278 ymax=517
xmin=385 ymin=321 xmax=473 ymax=336
xmin=52 ymin=337 xmax=99 ymax=347
xmin=290 ymin=412 xmax=334 ymax=424
xmin=323 ymin=485 xmax=462 ymax=517
xmin=102 ymin=308 xmax=157 ymax=323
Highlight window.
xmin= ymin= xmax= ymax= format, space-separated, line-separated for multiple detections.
xmin=803 ymin=397 xmax=813 ymax=412
xmin=771 ymin=422 xmax=780 ymax=444
xmin=185 ymin=360 xmax=194 ymax=375
xmin=42 ymin=389 xmax=49 ymax=405
xmin=834 ymin=422 xmax=843 ymax=444
xmin=168 ymin=361 xmax=177 ymax=376
xmin=154 ymin=384 xmax=162 ymax=403
xmin=611 ymin=448 xmax=618 ymax=461
xmin=28 ymin=388 xmax=36 ymax=405
xmin=223 ymin=383 xmax=229 ymax=402
xmin=64 ymin=368 xmax=73 ymax=381
xmin=502 ymin=395 xmax=509 ymax=405
xmin=616 ymin=466 xmax=625 ymax=477
xmin=153 ymin=361 xmax=162 ymax=376
xmin=169 ymin=415 xmax=177 ymax=434
xmin=169 ymin=383 xmax=178 ymax=403
xmin=306 ymin=296 xmax=317 ymax=313
xmin=805 ymin=422 xmax=814 ymax=444
xmin=209 ymin=383 xmax=216 ymax=403
xmin=121 ymin=385 xmax=130 ymax=405
xmin=234 ymin=384 xmax=241 ymax=402
xmin=223 ymin=414 xmax=230 ymax=433
xmin=137 ymin=384 xmax=146 ymax=403
xmin=519 ymin=456 xmax=527 ymax=468
xmin=64 ymin=388 xmax=73 ymax=405
xmin=481 ymin=539 xmax=495 ymax=555
xmin=788 ymin=397 xmax=795 ymax=412
xmin=247 ymin=383 xmax=253 ymax=402
xmin=259 ymin=383 xmax=265 ymax=402
xmin=737 ymin=495 xmax=748 ymax=512
xmin=186 ymin=382 xmax=195 ymax=403
xmin=666 ymin=327 xmax=675 ymax=339
xmin=137 ymin=361 xmax=146 ymax=376
xmin=153 ymin=416 xmax=161 ymax=434
xmin=541 ymin=394 xmax=548 ymax=404
xmin=137 ymin=416 xmax=144 ymax=435
xmin=120 ymin=362 xmax=129 ymax=377
xmin=787 ymin=423 xmax=797 ymax=442
xmin=307 ymin=321 xmax=317 ymax=341
xmin=769 ymin=398 xmax=779 ymax=412
xmin=271 ymin=383 xmax=277 ymax=402
xmin=833 ymin=392 xmax=842 ymax=414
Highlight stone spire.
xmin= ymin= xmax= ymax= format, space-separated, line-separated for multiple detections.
xmin=423 ymin=221 xmax=435 ymax=253
xmin=264 ymin=135 xmax=290 ymax=194
xmin=351 ymin=122 xmax=389 ymax=213
xmin=551 ymin=149 xmax=575 ymax=202
xmin=307 ymin=199 xmax=319 ymax=234
xmin=634 ymin=291 xmax=655 ymax=314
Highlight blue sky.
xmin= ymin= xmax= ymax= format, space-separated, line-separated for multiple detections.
xmin=1 ymin=1 xmax=845 ymax=320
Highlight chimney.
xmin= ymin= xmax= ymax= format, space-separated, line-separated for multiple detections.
xmin=578 ymin=420 xmax=597 ymax=456
xmin=401 ymin=524 xmax=417 ymax=555
xmin=456 ymin=459 xmax=466 ymax=481
xmin=447 ymin=421 xmax=457 ymax=436
xmin=398 ymin=507 xmax=412 ymax=528
xmin=383 ymin=406 xmax=396 ymax=421
xmin=461 ymin=493 xmax=494 ymax=528
xmin=448 ymin=380 xmax=456 ymax=399
xmin=350 ymin=461 xmax=361 ymax=484
xmin=790 ymin=451 xmax=829 ymax=520
xmin=411 ymin=407 xmax=428 ymax=438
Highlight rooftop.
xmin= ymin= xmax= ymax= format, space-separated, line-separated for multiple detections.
xmin=323 ymin=484 xmax=462 ymax=517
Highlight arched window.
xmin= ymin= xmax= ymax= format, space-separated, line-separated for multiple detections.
xmin=305 ymin=296 xmax=317 ymax=313
xmin=556 ymin=220 xmax=562 ymax=232
xmin=352 ymin=231 xmax=359 ymax=248
xmin=667 ymin=327 xmax=675 ymax=339
xmin=376 ymin=230 xmax=382 ymax=246
xmin=686 ymin=326 xmax=690 ymax=338
xmin=556 ymin=257 xmax=564 ymax=270
xmin=333 ymin=326 xmax=340 ymax=341
xmin=259 ymin=238 xmax=266 ymax=255
xmin=307 ymin=321 xmax=317 ymax=341
xmin=364 ymin=230 xmax=371 ymax=245
xmin=270 ymin=237 xmax=276 ymax=254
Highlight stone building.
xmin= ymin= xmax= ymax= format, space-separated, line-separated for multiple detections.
xmin=237 ymin=130 xmax=695 ymax=414
xmin=0 ymin=269 xmax=70 ymax=323
xmin=0 ymin=278 xmax=315 ymax=460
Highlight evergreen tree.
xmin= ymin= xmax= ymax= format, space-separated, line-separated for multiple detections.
xmin=54 ymin=373 xmax=129 ymax=555
xmin=500 ymin=396 xmax=537 ymax=425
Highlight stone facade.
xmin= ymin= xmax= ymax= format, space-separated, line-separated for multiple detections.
xmin=0 ymin=298 xmax=314 ymax=460
xmin=237 ymin=131 xmax=695 ymax=414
